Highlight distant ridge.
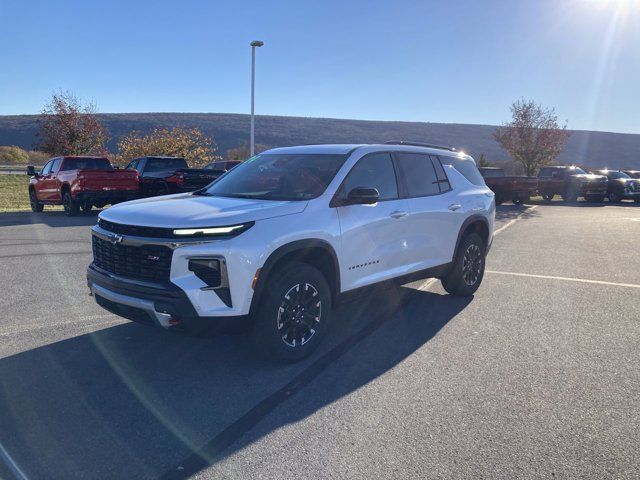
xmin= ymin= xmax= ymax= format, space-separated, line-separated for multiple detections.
xmin=0 ymin=112 xmax=638 ymax=169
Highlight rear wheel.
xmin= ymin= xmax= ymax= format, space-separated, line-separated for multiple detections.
xmin=81 ymin=201 xmax=93 ymax=213
xmin=62 ymin=191 xmax=79 ymax=216
xmin=29 ymin=189 xmax=44 ymax=212
xmin=542 ymin=193 xmax=554 ymax=202
xmin=441 ymin=233 xmax=486 ymax=297
xmin=250 ymin=262 xmax=331 ymax=362
xmin=512 ymin=197 xmax=529 ymax=205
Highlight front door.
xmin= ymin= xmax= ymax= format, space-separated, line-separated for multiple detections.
xmin=336 ymin=152 xmax=411 ymax=291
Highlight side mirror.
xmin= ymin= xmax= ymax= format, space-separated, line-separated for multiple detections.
xmin=346 ymin=187 xmax=379 ymax=205
xmin=27 ymin=166 xmax=37 ymax=176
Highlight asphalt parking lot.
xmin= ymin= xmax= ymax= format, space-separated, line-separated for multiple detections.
xmin=0 ymin=203 xmax=639 ymax=479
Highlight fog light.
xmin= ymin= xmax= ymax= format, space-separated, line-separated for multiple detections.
xmin=189 ymin=259 xmax=222 ymax=288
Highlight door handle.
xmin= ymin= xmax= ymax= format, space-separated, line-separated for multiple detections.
xmin=390 ymin=210 xmax=408 ymax=219
xmin=448 ymin=204 xmax=462 ymax=211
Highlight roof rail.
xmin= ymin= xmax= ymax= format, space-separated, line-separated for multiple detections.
xmin=384 ymin=141 xmax=457 ymax=152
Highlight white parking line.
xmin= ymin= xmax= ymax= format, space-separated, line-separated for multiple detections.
xmin=493 ymin=206 xmax=538 ymax=237
xmin=485 ymin=270 xmax=640 ymax=289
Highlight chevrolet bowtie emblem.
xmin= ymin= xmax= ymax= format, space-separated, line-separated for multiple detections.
xmin=108 ymin=233 xmax=124 ymax=245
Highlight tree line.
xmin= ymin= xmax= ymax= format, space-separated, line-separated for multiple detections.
xmin=1 ymin=91 xmax=570 ymax=174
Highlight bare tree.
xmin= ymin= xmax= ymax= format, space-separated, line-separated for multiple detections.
xmin=493 ymin=99 xmax=570 ymax=176
xmin=36 ymin=91 xmax=109 ymax=156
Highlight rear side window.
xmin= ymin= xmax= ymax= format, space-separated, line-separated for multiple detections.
xmin=431 ymin=156 xmax=451 ymax=193
xmin=439 ymin=156 xmax=485 ymax=186
xmin=538 ymin=168 xmax=554 ymax=177
xmin=342 ymin=153 xmax=398 ymax=200
xmin=396 ymin=153 xmax=440 ymax=196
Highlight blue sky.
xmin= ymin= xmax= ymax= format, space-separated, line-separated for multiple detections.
xmin=1 ymin=0 xmax=639 ymax=133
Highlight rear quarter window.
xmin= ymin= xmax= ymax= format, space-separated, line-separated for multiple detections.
xmin=439 ymin=155 xmax=485 ymax=186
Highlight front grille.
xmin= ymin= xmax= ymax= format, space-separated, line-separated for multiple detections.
xmin=92 ymin=235 xmax=173 ymax=282
xmin=98 ymin=219 xmax=175 ymax=238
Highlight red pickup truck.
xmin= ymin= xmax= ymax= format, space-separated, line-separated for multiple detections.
xmin=478 ymin=167 xmax=538 ymax=205
xmin=28 ymin=156 xmax=139 ymax=216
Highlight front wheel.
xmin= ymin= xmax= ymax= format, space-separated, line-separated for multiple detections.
xmin=250 ymin=262 xmax=331 ymax=362
xmin=62 ymin=191 xmax=79 ymax=216
xmin=608 ymin=191 xmax=621 ymax=203
xmin=542 ymin=193 xmax=554 ymax=202
xmin=81 ymin=201 xmax=93 ymax=213
xmin=29 ymin=189 xmax=44 ymax=212
xmin=441 ymin=233 xmax=486 ymax=297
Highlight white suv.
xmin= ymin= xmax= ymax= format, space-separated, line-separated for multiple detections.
xmin=87 ymin=143 xmax=495 ymax=361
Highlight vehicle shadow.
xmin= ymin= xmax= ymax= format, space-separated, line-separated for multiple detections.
xmin=0 ymin=210 xmax=100 ymax=228
xmin=495 ymin=204 xmax=540 ymax=222
xmin=0 ymin=285 xmax=470 ymax=480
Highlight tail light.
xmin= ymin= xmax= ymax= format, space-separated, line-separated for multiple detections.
xmin=167 ymin=172 xmax=185 ymax=186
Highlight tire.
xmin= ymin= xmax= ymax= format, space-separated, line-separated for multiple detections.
xmin=608 ymin=191 xmax=621 ymax=203
xmin=542 ymin=194 xmax=553 ymax=202
xmin=563 ymin=186 xmax=578 ymax=203
xmin=62 ymin=191 xmax=79 ymax=216
xmin=441 ymin=232 xmax=486 ymax=297
xmin=512 ymin=197 xmax=525 ymax=205
xmin=635 ymin=199 xmax=640 ymax=204
xmin=586 ymin=195 xmax=604 ymax=203
xmin=29 ymin=189 xmax=44 ymax=212
xmin=250 ymin=261 xmax=331 ymax=362
xmin=81 ymin=202 xmax=93 ymax=213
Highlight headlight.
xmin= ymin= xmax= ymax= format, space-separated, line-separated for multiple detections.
xmin=172 ymin=222 xmax=254 ymax=237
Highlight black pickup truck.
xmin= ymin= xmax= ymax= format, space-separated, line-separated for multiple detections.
xmin=126 ymin=156 xmax=225 ymax=196
xmin=537 ymin=166 xmax=608 ymax=202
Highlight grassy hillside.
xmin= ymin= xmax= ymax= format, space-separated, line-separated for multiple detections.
xmin=1 ymin=113 xmax=638 ymax=169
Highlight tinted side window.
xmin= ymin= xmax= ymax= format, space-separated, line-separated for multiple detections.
xmin=432 ymin=156 xmax=451 ymax=192
xmin=41 ymin=160 xmax=53 ymax=175
xmin=396 ymin=153 xmax=440 ymax=197
xmin=342 ymin=153 xmax=398 ymax=201
xmin=538 ymin=168 xmax=552 ymax=177
xmin=439 ymin=156 xmax=485 ymax=186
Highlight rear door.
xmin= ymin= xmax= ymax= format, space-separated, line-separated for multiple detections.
xmin=336 ymin=152 xmax=411 ymax=291
xmin=395 ymin=153 xmax=464 ymax=269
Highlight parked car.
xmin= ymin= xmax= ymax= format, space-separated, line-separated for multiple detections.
xmin=591 ymin=169 xmax=640 ymax=203
xmin=478 ymin=167 xmax=537 ymax=205
xmin=88 ymin=142 xmax=494 ymax=361
xmin=28 ymin=156 xmax=139 ymax=216
xmin=623 ymin=170 xmax=640 ymax=179
xmin=537 ymin=166 xmax=608 ymax=202
xmin=205 ymin=160 xmax=242 ymax=172
xmin=126 ymin=156 xmax=225 ymax=196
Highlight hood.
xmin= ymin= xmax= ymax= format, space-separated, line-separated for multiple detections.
xmin=570 ymin=173 xmax=607 ymax=182
xmin=100 ymin=193 xmax=308 ymax=228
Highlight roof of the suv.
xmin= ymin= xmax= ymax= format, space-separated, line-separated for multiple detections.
xmin=264 ymin=144 xmax=471 ymax=159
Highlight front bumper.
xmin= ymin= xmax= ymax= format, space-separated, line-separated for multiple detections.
xmin=87 ymin=265 xmax=249 ymax=334
xmin=578 ymin=184 xmax=607 ymax=196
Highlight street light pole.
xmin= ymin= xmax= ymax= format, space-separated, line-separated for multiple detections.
xmin=250 ymin=40 xmax=264 ymax=157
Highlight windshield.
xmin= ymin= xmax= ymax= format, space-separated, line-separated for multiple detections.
xmin=201 ymin=153 xmax=348 ymax=201
xmin=568 ymin=167 xmax=587 ymax=175
xmin=145 ymin=158 xmax=188 ymax=172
